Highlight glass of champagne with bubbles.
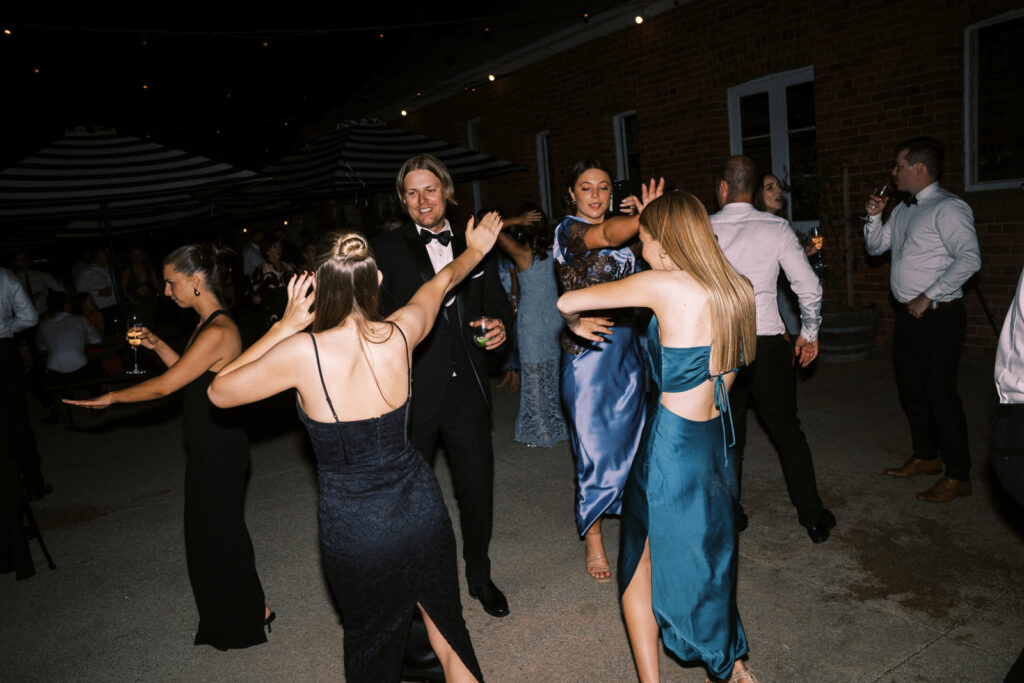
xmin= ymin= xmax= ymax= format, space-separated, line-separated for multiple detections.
xmin=810 ymin=225 xmax=825 ymax=272
xmin=126 ymin=314 xmax=147 ymax=375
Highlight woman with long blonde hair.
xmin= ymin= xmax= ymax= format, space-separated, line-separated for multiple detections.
xmin=558 ymin=192 xmax=758 ymax=682
xmin=208 ymin=216 xmax=502 ymax=682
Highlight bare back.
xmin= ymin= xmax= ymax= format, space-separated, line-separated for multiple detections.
xmin=647 ymin=271 xmax=732 ymax=422
xmin=294 ymin=320 xmax=411 ymax=423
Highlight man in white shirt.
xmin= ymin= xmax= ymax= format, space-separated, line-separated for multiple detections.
xmin=38 ymin=291 xmax=102 ymax=376
xmin=73 ymin=249 xmax=118 ymax=330
xmin=710 ymin=155 xmax=835 ymax=543
xmin=865 ymin=137 xmax=981 ymax=503
xmin=0 ymin=267 xmax=51 ymax=501
xmin=10 ymin=251 xmax=66 ymax=317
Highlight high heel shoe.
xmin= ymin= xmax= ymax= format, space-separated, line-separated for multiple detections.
xmin=264 ymin=611 xmax=276 ymax=633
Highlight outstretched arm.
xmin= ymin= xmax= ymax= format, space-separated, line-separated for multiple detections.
xmin=582 ymin=177 xmax=665 ymax=250
xmin=557 ymin=270 xmax=663 ymax=341
xmin=390 ymin=211 xmax=503 ymax=348
xmin=65 ymin=326 xmax=227 ymax=408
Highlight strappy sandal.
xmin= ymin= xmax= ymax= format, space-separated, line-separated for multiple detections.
xmin=585 ymin=552 xmax=612 ymax=583
xmin=706 ymin=667 xmax=758 ymax=683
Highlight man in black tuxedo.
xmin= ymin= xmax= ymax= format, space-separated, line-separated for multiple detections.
xmin=372 ymin=154 xmax=512 ymax=618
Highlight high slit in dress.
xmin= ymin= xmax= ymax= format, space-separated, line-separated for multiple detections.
xmin=618 ymin=316 xmax=748 ymax=680
xmin=295 ymin=327 xmax=483 ymax=682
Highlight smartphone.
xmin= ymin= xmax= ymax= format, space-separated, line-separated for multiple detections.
xmin=611 ymin=179 xmax=633 ymax=216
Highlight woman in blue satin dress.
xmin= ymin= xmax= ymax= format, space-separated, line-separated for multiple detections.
xmin=553 ymin=159 xmax=664 ymax=581
xmin=558 ymin=192 xmax=759 ymax=682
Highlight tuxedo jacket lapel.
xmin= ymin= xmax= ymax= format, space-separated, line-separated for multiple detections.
xmin=401 ymin=224 xmax=436 ymax=286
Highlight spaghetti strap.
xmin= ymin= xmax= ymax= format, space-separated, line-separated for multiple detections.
xmin=306 ymin=332 xmax=342 ymax=423
xmin=185 ymin=309 xmax=228 ymax=351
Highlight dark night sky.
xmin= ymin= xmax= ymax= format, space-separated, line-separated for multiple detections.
xmin=1 ymin=5 xmax=626 ymax=172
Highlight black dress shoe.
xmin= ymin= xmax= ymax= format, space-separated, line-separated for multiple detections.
xmin=468 ymin=581 xmax=509 ymax=617
xmin=806 ymin=509 xmax=836 ymax=544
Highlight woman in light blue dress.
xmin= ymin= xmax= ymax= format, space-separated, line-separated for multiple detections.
xmin=553 ymin=159 xmax=663 ymax=582
xmin=557 ymin=192 xmax=759 ymax=682
xmin=497 ymin=208 xmax=567 ymax=447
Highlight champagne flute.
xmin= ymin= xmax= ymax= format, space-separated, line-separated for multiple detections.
xmin=126 ymin=314 xmax=147 ymax=375
xmin=862 ymin=181 xmax=892 ymax=222
xmin=810 ymin=225 xmax=825 ymax=272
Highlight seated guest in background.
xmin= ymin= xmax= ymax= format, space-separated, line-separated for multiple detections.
xmin=39 ymin=291 xmax=103 ymax=382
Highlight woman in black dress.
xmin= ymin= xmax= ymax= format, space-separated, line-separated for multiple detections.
xmin=66 ymin=244 xmax=271 ymax=650
xmin=208 ymin=215 xmax=503 ymax=682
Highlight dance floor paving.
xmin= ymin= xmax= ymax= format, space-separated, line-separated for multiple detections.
xmin=2 ymin=353 xmax=1022 ymax=682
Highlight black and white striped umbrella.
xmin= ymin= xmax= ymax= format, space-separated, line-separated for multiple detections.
xmin=0 ymin=126 xmax=265 ymax=236
xmin=254 ymin=120 xmax=524 ymax=199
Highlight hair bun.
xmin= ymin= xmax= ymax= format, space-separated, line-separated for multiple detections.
xmin=337 ymin=234 xmax=369 ymax=259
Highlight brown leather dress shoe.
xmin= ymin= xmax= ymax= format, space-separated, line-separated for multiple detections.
xmin=884 ymin=457 xmax=942 ymax=478
xmin=917 ymin=477 xmax=972 ymax=502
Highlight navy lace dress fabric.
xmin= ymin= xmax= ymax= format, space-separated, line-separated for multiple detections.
xmin=181 ymin=311 xmax=267 ymax=649
xmin=618 ymin=316 xmax=748 ymax=679
xmin=296 ymin=332 xmax=483 ymax=682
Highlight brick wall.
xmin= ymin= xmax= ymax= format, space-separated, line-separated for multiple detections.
xmin=395 ymin=0 xmax=1023 ymax=354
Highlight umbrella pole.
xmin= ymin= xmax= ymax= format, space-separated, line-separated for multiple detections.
xmin=101 ymin=201 xmax=128 ymax=333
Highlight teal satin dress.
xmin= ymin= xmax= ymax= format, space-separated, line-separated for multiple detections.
xmin=619 ymin=316 xmax=748 ymax=679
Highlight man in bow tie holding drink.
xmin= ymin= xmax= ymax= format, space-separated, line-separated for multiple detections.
xmin=372 ymin=154 xmax=512 ymax=623
xmin=864 ymin=136 xmax=981 ymax=503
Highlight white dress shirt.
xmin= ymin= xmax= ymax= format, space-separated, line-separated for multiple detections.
xmin=15 ymin=269 xmax=66 ymax=316
xmin=0 ymin=268 xmax=38 ymax=338
xmin=418 ymin=220 xmax=456 ymax=307
xmin=74 ymin=263 xmax=117 ymax=310
xmin=863 ymin=181 xmax=981 ymax=304
xmin=38 ymin=311 xmax=102 ymax=373
xmin=242 ymin=242 xmax=263 ymax=278
xmin=710 ymin=202 xmax=822 ymax=341
xmin=995 ymin=267 xmax=1024 ymax=404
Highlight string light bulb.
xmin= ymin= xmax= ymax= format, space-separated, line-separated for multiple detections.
xmin=488 ymin=74 xmax=495 ymax=82
xmin=635 ymin=15 xmax=644 ymax=24
xmin=400 ymin=109 xmax=408 ymax=117
xmin=4 ymin=29 xmax=12 ymax=36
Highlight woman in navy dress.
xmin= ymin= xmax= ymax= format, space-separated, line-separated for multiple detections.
xmin=554 ymin=158 xmax=663 ymax=581
xmin=558 ymin=192 xmax=758 ymax=682
xmin=208 ymin=215 xmax=504 ymax=682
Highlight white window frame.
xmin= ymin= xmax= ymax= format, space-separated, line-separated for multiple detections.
xmin=466 ymin=117 xmax=486 ymax=212
xmin=964 ymin=8 xmax=1024 ymax=192
xmin=536 ymin=130 xmax=553 ymax=218
xmin=612 ymin=110 xmax=637 ymax=181
xmin=727 ymin=66 xmax=815 ymax=231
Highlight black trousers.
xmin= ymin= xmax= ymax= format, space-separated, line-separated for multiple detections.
xmin=410 ymin=373 xmax=494 ymax=588
xmin=0 ymin=341 xmax=44 ymax=492
xmin=893 ymin=301 xmax=970 ymax=481
xmin=731 ymin=334 xmax=825 ymax=526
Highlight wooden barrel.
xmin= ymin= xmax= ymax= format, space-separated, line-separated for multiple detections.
xmin=818 ymin=303 xmax=880 ymax=363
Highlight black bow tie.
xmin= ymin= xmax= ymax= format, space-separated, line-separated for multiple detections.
xmin=420 ymin=229 xmax=452 ymax=246
xmin=903 ymin=196 xmax=918 ymax=207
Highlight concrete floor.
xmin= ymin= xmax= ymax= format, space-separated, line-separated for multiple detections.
xmin=2 ymin=352 xmax=1021 ymax=682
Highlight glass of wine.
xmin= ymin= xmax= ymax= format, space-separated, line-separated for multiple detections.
xmin=126 ymin=314 xmax=147 ymax=375
xmin=810 ymin=225 xmax=825 ymax=272
xmin=862 ymin=181 xmax=892 ymax=222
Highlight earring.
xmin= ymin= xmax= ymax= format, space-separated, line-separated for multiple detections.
xmin=194 ymin=287 xmax=200 ymax=296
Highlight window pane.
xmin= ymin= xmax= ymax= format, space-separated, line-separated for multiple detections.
xmin=740 ymin=93 xmax=770 ymax=138
xmin=743 ymin=138 xmax=773 ymax=181
xmin=788 ymin=129 xmax=817 ymax=222
xmin=977 ymin=16 xmax=1024 ymax=182
xmin=786 ymin=81 xmax=815 ymax=131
